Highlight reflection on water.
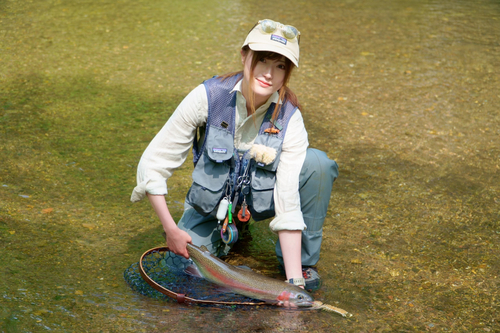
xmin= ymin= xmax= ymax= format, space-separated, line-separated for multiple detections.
xmin=1 ymin=0 xmax=499 ymax=331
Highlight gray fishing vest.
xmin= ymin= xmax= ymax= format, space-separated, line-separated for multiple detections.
xmin=186 ymin=74 xmax=298 ymax=221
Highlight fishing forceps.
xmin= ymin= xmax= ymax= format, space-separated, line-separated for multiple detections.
xmin=232 ymin=157 xmax=252 ymax=210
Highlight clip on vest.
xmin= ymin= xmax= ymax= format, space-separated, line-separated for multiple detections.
xmin=237 ymin=199 xmax=251 ymax=222
xmin=237 ymin=206 xmax=251 ymax=222
xmin=216 ymin=198 xmax=230 ymax=222
xmin=264 ymin=127 xmax=280 ymax=134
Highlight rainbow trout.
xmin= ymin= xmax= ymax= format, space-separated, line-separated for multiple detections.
xmin=186 ymin=243 xmax=314 ymax=307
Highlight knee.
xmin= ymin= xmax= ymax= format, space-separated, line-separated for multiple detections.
xmin=302 ymin=148 xmax=339 ymax=181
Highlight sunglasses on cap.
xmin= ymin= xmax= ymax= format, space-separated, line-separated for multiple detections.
xmin=251 ymin=19 xmax=301 ymax=44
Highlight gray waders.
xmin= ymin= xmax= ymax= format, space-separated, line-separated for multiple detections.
xmin=177 ymin=148 xmax=338 ymax=267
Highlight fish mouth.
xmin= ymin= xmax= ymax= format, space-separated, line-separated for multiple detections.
xmin=276 ymin=300 xmax=314 ymax=309
xmin=295 ymin=301 xmax=314 ymax=308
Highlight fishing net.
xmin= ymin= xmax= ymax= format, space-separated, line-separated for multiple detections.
xmin=124 ymin=247 xmax=267 ymax=308
xmin=124 ymin=247 xmax=353 ymax=317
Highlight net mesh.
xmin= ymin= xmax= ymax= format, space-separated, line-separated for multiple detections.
xmin=124 ymin=248 xmax=265 ymax=308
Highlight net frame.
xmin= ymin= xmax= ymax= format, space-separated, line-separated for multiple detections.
xmin=137 ymin=246 xmax=270 ymax=306
xmin=125 ymin=247 xmax=352 ymax=316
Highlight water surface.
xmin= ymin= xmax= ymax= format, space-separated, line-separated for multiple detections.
xmin=1 ymin=0 xmax=499 ymax=331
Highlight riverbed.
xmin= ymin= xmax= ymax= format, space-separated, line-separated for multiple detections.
xmin=1 ymin=0 xmax=499 ymax=331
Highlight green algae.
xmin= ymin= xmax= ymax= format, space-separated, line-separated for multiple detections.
xmin=1 ymin=0 xmax=500 ymax=332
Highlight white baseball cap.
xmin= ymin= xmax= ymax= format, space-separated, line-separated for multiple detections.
xmin=242 ymin=19 xmax=300 ymax=67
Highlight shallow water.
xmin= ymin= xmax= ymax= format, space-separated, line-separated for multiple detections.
xmin=1 ymin=0 xmax=499 ymax=331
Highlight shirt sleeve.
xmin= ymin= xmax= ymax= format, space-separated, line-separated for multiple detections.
xmin=130 ymin=84 xmax=208 ymax=202
xmin=268 ymin=110 xmax=309 ymax=232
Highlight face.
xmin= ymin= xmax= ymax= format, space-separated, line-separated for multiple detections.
xmin=240 ymin=50 xmax=287 ymax=106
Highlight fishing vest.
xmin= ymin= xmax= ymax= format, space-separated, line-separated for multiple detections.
xmin=185 ymin=74 xmax=298 ymax=221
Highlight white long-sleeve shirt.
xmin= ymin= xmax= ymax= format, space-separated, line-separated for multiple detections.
xmin=131 ymin=79 xmax=309 ymax=232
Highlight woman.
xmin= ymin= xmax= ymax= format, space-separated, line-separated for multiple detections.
xmin=131 ymin=19 xmax=338 ymax=292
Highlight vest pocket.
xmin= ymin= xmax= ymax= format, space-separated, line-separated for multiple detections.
xmin=206 ymin=126 xmax=233 ymax=161
xmin=248 ymin=164 xmax=276 ymax=221
xmin=186 ymin=152 xmax=230 ymax=216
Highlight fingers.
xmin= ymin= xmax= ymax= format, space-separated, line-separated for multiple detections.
xmin=278 ymin=300 xmax=298 ymax=308
xmin=179 ymin=249 xmax=190 ymax=259
xmin=172 ymin=246 xmax=190 ymax=259
xmin=165 ymin=229 xmax=192 ymax=259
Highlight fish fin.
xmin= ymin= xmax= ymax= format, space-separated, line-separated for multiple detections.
xmin=213 ymin=286 xmax=232 ymax=294
xmin=237 ymin=265 xmax=253 ymax=271
xmin=184 ymin=264 xmax=203 ymax=278
xmin=200 ymin=245 xmax=210 ymax=252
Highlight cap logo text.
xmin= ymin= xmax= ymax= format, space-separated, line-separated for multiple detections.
xmin=270 ymin=34 xmax=287 ymax=45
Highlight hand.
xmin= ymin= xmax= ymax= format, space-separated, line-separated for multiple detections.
xmin=165 ymin=227 xmax=192 ymax=259
xmin=281 ymin=300 xmax=299 ymax=308
xmin=146 ymin=194 xmax=192 ymax=259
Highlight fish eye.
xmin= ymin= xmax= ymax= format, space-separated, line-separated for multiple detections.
xmin=297 ymin=295 xmax=304 ymax=300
